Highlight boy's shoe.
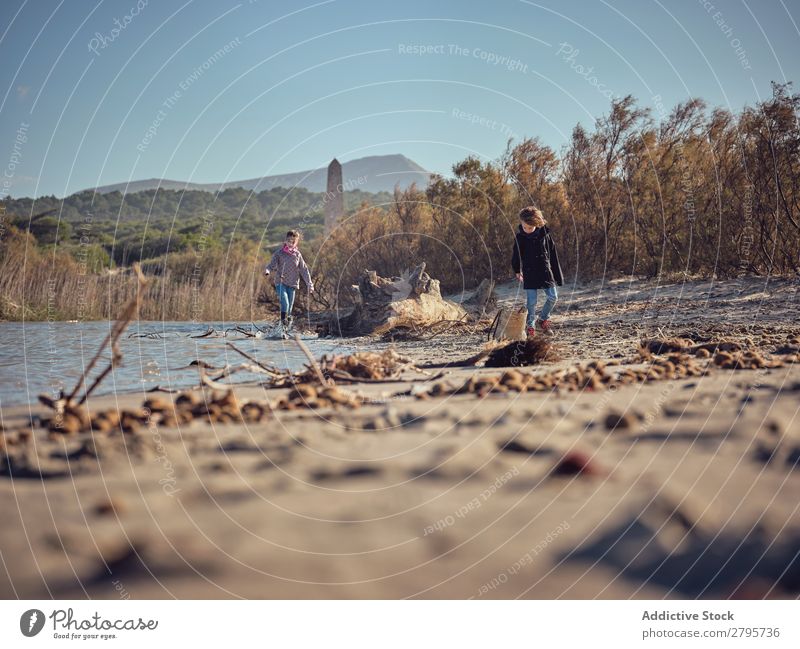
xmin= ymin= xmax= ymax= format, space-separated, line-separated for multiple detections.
xmin=526 ymin=325 xmax=536 ymax=338
xmin=537 ymin=319 xmax=553 ymax=335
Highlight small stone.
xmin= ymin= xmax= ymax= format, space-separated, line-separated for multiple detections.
xmin=288 ymin=384 xmax=317 ymax=401
xmin=214 ymin=390 xmax=239 ymax=409
xmin=64 ymin=404 xmax=91 ymax=429
xmin=551 ymin=450 xmax=603 ymax=477
xmin=175 ymin=392 xmax=202 ymax=408
xmin=119 ymin=411 xmax=142 ymax=433
xmin=49 ymin=413 xmax=82 ymax=435
xmin=94 ymin=498 xmax=125 ymax=516
xmin=604 ymin=411 xmax=637 ymax=431
xmin=143 ymin=397 xmax=172 ymax=413
xmin=500 ymin=369 xmax=523 ymax=385
xmin=714 ymin=351 xmax=735 ymax=367
xmin=319 ymin=387 xmax=354 ymax=405
xmin=241 ymin=402 xmax=266 ymax=422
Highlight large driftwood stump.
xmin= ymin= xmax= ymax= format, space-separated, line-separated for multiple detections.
xmin=489 ymin=306 xmax=526 ymax=341
xmin=335 ymin=263 xmax=467 ymax=336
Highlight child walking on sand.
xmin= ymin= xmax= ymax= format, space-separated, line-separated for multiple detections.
xmin=264 ymin=230 xmax=314 ymax=337
xmin=511 ymin=206 xmax=564 ymax=338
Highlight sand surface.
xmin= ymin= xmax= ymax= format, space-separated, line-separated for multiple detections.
xmin=1 ymin=277 xmax=799 ymax=599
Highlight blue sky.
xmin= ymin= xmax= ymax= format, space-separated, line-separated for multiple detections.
xmin=1 ymin=0 xmax=798 ymax=198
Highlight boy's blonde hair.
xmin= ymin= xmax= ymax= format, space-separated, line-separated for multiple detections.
xmin=519 ymin=206 xmax=546 ymax=227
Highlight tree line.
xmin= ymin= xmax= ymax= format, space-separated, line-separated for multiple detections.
xmin=314 ymin=82 xmax=800 ymax=310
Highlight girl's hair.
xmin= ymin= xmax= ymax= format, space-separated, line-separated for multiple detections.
xmin=285 ymin=230 xmax=300 ymax=240
xmin=519 ymin=206 xmax=546 ymax=227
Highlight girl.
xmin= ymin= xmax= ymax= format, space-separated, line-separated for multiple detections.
xmin=264 ymin=230 xmax=314 ymax=336
xmin=511 ymin=206 xmax=563 ymax=337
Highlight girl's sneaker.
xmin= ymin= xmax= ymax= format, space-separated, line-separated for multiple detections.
xmin=526 ymin=325 xmax=536 ymax=338
xmin=537 ymin=319 xmax=553 ymax=335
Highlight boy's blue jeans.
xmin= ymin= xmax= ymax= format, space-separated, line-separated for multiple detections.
xmin=276 ymin=283 xmax=296 ymax=315
xmin=525 ymin=286 xmax=558 ymax=327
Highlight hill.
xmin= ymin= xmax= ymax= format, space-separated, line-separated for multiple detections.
xmin=85 ymin=154 xmax=430 ymax=195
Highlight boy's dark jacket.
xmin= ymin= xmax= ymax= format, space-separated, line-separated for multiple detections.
xmin=511 ymin=225 xmax=564 ymax=289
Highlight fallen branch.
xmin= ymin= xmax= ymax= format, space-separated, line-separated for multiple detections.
xmin=192 ymin=328 xmax=218 ymax=339
xmin=420 ymin=343 xmax=501 ymax=369
xmin=145 ymin=385 xmax=179 ymax=394
xmin=199 ymin=370 xmax=239 ymax=392
xmin=226 ymin=342 xmax=283 ymax=376
xmin=128 ymin=331 xmax=164 ymax=339
xmin=294 ymin=333 xmax=332 ymax=386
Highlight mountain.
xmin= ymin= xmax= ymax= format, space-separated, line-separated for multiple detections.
xmin=85 ymin=154 xmax=431 ymax=195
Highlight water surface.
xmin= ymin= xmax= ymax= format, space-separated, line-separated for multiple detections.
xmin=0 ymin=321 xmax=350 ymax=407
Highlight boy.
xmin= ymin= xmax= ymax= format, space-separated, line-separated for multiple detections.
xmin=511 ymin=206 xmax=563 ymax=337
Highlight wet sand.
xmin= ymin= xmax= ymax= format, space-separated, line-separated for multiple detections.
xmin=1 ymin=276 xmax=799 ymax=599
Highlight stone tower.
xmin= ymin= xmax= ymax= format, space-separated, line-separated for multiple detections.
xmin=324 ymin=158 xmax=344 ymax=233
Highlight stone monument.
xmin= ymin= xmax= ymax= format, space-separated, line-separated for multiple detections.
xmin=324 ymin=158 xmax=344 ymax=233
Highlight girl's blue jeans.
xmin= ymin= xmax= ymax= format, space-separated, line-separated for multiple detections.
xmin=525 ymin=286 xmax=558 ymax=327
xmin=276 ymin=283 xmax=296 ymax=315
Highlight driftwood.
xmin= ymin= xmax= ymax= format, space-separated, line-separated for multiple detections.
xmin=377 ymin=314 xmax=479 ymax=342
xmin=331 ymin=263 xmax=468 ymax=336
xmin=489 ymin=306 xmax=526 ymax=341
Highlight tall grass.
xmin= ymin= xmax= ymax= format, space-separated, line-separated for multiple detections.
xmin=0 ymin=227 xmax=272 ymax=322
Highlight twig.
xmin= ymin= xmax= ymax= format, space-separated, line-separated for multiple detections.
xmin=145 ymin=385 xmax=178 ymax=393
xmin=487 ymin=309 xmax=503 ymax=341
xmin=294 ymin=333 xmax=332 ymax=386
xmin=67 ymin=263 xmax=149 ymax=404
xmin=78 ymin=341 xmax=122 ymax=405
xmin=211 ymin=362 xmax=275 ymax=381
xmin=199 ymin=370 xmax=237 ymax=391
xmin=226 ymin=342 xmax=282 ymax=375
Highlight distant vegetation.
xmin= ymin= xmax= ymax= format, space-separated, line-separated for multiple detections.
xmin=0 ymin=186 xmax=390 ymax=320
xmin=2 ymin=185 xmax=390 ymax=266
xmin=2 ymin=83 xmax=798 ymax=322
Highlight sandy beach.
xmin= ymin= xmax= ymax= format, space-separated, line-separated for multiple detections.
xmin=2 ymin=277 xmax=799 ymax=599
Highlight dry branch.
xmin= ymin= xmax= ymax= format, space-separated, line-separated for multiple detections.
xmin=294 ymin=333 xmax=332 ymax=386
xmin=65 ymin=263 xmax=150 ymax=405
xmin=226 ymin=342 xmax=283 ymax=376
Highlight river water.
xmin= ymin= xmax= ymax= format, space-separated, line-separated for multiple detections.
xmin=0 ymin=321 xmax=351 ymax=407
